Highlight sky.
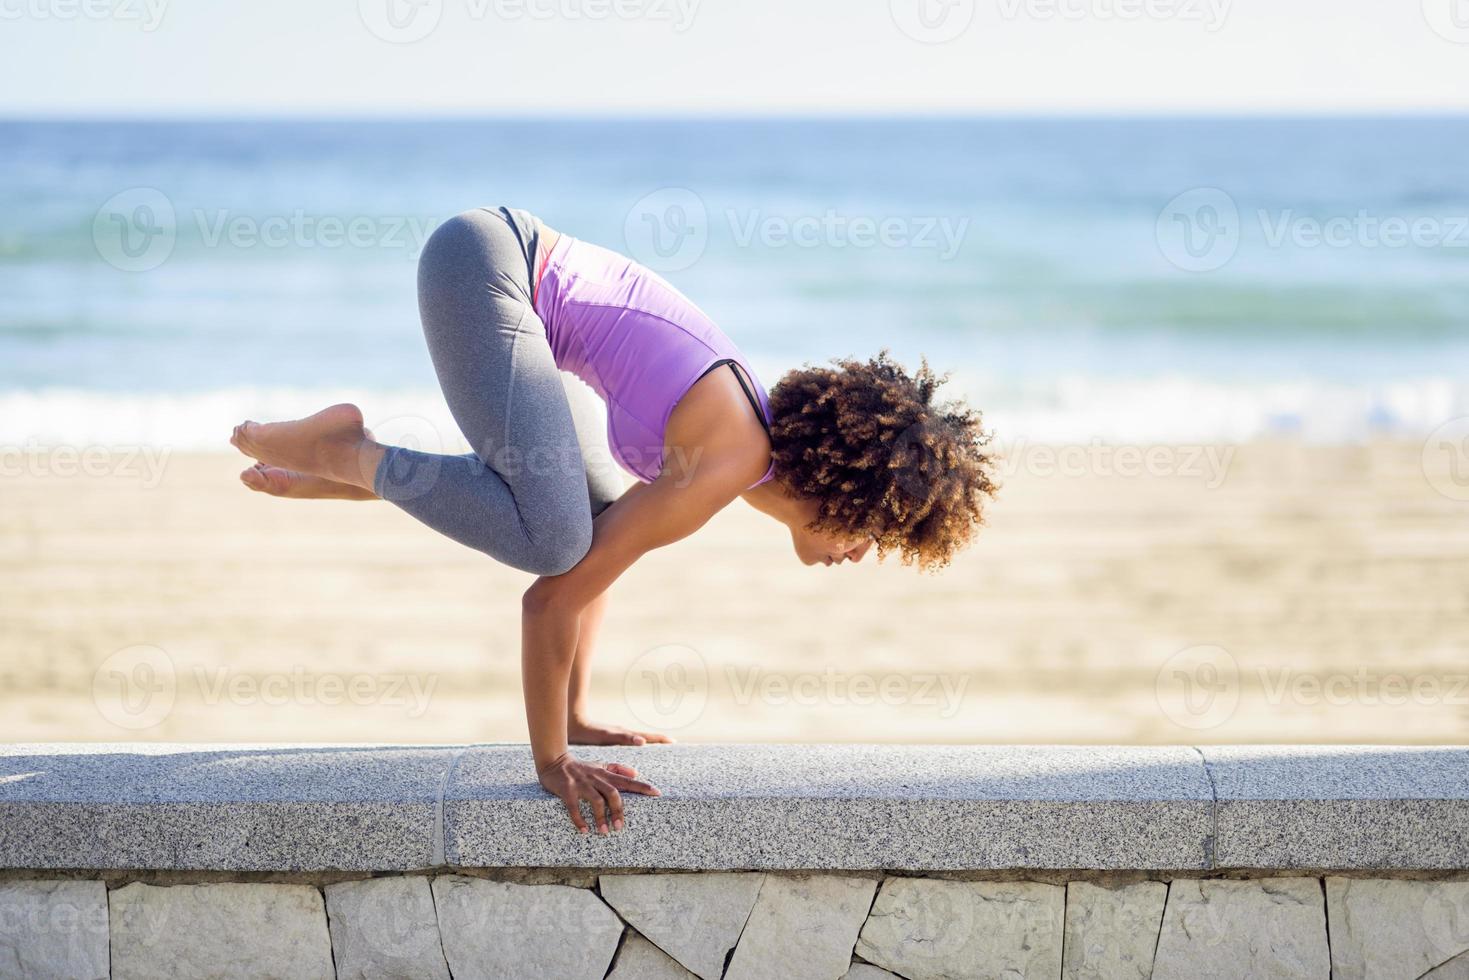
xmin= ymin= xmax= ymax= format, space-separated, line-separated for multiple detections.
xmin=3 ymin=0 xmax=1468 ymax=116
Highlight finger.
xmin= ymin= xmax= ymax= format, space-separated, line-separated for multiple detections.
xmin=588 ymin=790 xmax=609 ymax=835
xmin=562 ymin=795 xmax=589 ymax=835
xmin=601 ymin=782 xmax=625 ymax=832
xmin=638 ymin=731 xmax=675 ymax=744
xmin=604 ymin=763 xmax=639 ymax=779
xmin=605 ymin=772 xmax=660 ymax=797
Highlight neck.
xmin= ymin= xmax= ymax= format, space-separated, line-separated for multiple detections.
xmin=741 ymin=477 xmax=816 ymax=532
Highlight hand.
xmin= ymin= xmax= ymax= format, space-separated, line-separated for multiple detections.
xmin=537 ymin=754 xmax=660 ymax=835
xmin=567 ymin=717 xmax=675 ymax=747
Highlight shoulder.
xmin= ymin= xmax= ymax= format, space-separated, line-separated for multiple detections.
xmin=665 ymin=367 xmax=773 ymax=490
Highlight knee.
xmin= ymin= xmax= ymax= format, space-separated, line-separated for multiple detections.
xmin=420 ymin=211 xmax=483 ymax=271
xmin=525 ymin=516 xmax=593 ymax=577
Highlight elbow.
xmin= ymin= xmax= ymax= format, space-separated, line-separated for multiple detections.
xmin=520 ymin=524 xmax=594 ymax=617
xmin=521 ymin=580 xmax=556 ymax=618
xmin=521 ymin=577 xmax=581 ymax=619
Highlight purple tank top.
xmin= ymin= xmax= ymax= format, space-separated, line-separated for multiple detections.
xmin=533 ymin=234 xmax=776 ymax=486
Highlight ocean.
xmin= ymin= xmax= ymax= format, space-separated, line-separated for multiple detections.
xmin=2 ymin=117 xmax=1466 ymax=450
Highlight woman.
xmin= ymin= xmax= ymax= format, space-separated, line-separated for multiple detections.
xmin=229 ymin=207 xmax=995 ymax=835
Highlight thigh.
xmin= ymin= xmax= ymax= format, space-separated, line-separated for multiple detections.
xmin=559 ymin=372 xmax=627 ymax=516
xmin=415 ymin=211 xmax=590 ymax=521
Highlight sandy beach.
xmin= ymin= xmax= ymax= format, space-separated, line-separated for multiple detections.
xmin=3 ymin=439 xmax=1466 ymax=746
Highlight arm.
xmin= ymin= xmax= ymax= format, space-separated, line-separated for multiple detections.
xmin=522 ymin=450 xmax=763 ymax=834
xmin=565 ymin=589 xmax=610 ymax=729
xmin=564 ymin=589 xmax=673 ymax=746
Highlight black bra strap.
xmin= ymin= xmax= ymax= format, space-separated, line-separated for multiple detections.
xmin=699 ymin=358 xmax=770 ymax=434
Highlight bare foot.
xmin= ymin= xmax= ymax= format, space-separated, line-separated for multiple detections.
xmin=568 ymin=719 xmax=675 ymax=747
xmin=239 ymin=463 xmax=377 ymax=501
xmin=229 ymin=403 xmax=381 ymax=489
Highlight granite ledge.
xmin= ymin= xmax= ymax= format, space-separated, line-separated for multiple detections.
xmin=1202 ymin=745 xmax=1469 ymax=870
xmin=0 ymin=743 xmax=1465 ymax=873
xmin=442 ymin=744 xmax=1212 ymax=870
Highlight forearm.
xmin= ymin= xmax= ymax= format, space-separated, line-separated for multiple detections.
xmin=567 ymin=590 xmax=610 ymax=721
xmin=521 ymin=597 xmax=582 ymax=772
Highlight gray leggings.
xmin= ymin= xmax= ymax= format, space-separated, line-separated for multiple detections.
xmin=373 ymin=207 xmax=624 ymax=576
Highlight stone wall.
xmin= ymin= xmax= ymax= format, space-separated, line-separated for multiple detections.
xmin=6 ymin=871 xmax=1469 ymax=979
xmin=3 ymin=743 xmax=1468 ymax=978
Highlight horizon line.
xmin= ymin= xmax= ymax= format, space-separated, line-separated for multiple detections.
xmin=4 ymin=107 xmax=1469 ymax=123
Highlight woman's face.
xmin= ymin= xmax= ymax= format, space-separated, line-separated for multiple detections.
xmin=790 ymin=525 xmax=873 ymax=567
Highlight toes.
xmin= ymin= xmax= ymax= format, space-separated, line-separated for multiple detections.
xmin=230 ymin=422 xmax=255 ymax=451
xmin=241 ymin=463 xmax=300 ymax=497
xmin=239 ymin=466 xmax=267 ymax=491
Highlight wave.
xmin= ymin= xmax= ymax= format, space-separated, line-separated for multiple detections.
xmin=4 ymin=376 xmax=1465 ymax=451
xmin=966 ymin=374 xmax=1467 ymax=444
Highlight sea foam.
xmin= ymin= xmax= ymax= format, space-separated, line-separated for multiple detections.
xmin=3 ymin=376 xmax=1463 ymax=452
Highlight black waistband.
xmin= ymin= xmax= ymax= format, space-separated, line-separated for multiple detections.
xmin=496 ymin=206 xmax=539 ymax=297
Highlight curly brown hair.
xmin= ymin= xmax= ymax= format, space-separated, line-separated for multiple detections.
xmin=767 ymin=352 xmax=996 ymax=570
